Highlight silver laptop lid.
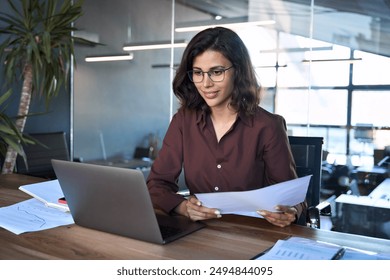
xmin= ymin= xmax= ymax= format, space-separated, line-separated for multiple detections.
xmin=51 ymin=159 xmax=164 ymax=243
xmin=51 ymin=159 xmax=205 ymax=244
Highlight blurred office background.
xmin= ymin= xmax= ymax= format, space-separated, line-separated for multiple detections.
xmin=1 ymin=0 xmax=389 ymax=237
xmin=71 ymin=0 xmax=390 ymax=169
xmin=2 ymin=0 xmax=388 ymax=167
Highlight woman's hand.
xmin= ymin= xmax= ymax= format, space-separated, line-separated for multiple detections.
xmin=257 ymin=205 xmax=297 ymax=227
xmin=175 ymin=196 xmax=222 ymax=221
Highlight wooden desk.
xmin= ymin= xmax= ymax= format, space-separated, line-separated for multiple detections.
xmin=1 ymin=175 xmax=390 ymax=260
xmin=0 ymin=174 xmax=46 ymax=189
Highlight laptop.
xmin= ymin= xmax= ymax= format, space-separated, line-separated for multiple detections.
xmin=51 ymin=159 xmax=205 ymax=244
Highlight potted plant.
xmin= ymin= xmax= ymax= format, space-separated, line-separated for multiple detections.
xmin=0 ymin=89 xmax=34 ymax=165
xmin=0 ymin=0 xmax=92 ymax=174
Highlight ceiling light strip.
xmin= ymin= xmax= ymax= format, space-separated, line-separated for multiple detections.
xmin=85 ymin=53 xmax=134 ymax=62
xmin=302 ymin=58 xmax=362 ymax=63
xmin=175 ymin=20 xmax=275 ymax=33
xmin=123 ymin=41 xmax=187 ymax=51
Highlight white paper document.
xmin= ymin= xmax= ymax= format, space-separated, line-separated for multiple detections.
xmin=19 ymin=179 xmax=69 ymax=212
xmin=195 ymin=175 xmax=311 ymax=217
xmin=254 ymin=236 xmax=390 ymax=260
xmin=255 ymin=237 xmax=344 ymax=260
xmin=0 ymin=198 xmax=74 ymax=235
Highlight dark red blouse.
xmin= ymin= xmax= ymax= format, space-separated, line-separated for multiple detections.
xmin=147 ymin=106 xmax=306 ymax=218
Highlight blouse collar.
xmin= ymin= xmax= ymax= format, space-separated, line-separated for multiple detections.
xmin=196 ymin=108 xmax=253 ymax=129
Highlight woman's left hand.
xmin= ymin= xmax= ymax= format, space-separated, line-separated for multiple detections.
xmin=257 ymin=205 xmax=297 ymax=227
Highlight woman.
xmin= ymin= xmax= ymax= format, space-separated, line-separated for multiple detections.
xmin=147 ymin=27 xmax=306 ymax=227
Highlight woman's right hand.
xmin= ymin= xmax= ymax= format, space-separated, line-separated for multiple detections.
xmin=175 ymin=196 xmax=222 ymax=221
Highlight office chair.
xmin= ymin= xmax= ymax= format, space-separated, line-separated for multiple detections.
xmin=288 ymin=136 xmax=325 ymax=228
xmin=16 ymin=131 xmax=70 ymax=179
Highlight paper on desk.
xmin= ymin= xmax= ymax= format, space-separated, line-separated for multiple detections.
xmin=19 ymin=179 xmax=69 ymax=212
xmin=254 ymin=236 xmax=390 ymax=260
xmin=0 ymin=198 xmax=74 ymax=235
xmin=255 ymin=237 xmax=343 ymax=260
xmin=195 ymin=175 xmax=311 ymax=217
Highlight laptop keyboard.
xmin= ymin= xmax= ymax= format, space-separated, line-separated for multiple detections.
xmin=159 ymin=224 xmax=181 ymax=238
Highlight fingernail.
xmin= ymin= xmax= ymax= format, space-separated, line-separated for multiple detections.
xmin=275 ymin=206 xmax=281 ymax=211
xmin=214 ymin=209 xmax=221 ymax=216
xmin=257 ymin=210 xmax=266 ymax=216
xmin=196 ymin=201 xmax=202 ymax=206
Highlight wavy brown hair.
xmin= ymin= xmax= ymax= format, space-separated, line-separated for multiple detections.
xmin=173 ymin=27 xmax=260 ymax=115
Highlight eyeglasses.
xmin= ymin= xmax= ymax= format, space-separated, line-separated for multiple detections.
xmin=187 ymin=65 xmax=233 ymax=83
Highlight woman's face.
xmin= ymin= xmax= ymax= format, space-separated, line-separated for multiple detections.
xmin=192 ymin=50 xmax=234 ymax=111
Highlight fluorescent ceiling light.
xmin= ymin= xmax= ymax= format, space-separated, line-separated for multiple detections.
xmin=260 ymin=46 xmax=333 ymax=53
xmin=255 ymin=64 xmax=287 ymax=68
xmin=85 ymin=53 xmax=134 ymax=62
xmin=123 ymin=40 xmax=187 ymax=51
xmin=175 ymin=17 xmax=275 ymax=32
xmin=302 ymin=58 xmax=362 ymax=63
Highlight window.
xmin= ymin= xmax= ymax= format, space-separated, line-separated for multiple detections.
xmin=352 ymin=91 xmax=390 ymax=127
xmin=276 ymin=89 xmax=348 ymax=126
xmin=353 ymin=51 xmax=390 ymax=85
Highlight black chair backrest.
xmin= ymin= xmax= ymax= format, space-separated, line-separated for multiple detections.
xmin=16 ymin=132 xmax=70 ymax=179
xmin=288 ymin=136 xmax=323 ymax=218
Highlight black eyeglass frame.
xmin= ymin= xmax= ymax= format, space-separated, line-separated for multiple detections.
xmin=187 ymin=65 xmax=234 ymax=83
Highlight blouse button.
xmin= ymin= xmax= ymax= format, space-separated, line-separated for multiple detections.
xmin=214 ymin=186 xmax=219 ymax=191
xmin=217 ymin=164 xmax=222 ymax=169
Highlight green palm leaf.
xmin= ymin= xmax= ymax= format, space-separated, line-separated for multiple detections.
xmin=0 ymin=0 xmax=96 ymax=173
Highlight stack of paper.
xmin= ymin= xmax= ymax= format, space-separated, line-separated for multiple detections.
xmin=19 ymin=180 xmax=69 ymax=212
xmin=0 ymin=180 xmax=74 ymax=235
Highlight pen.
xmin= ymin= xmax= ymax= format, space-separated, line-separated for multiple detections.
xmin=331 ymin=247 xmax=346 ymax=260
